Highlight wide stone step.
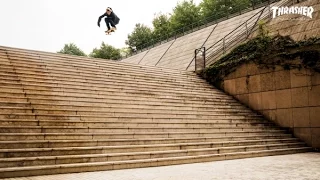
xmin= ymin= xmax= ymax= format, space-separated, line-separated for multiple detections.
xmin=31 ymin=108 xmax=252 ymax=116
xmin=0 ymin=95 xmax=241 ymax=108
xmin=0 ymin=137 xmax=298 ymax=149
xmin=0 ymin=79 xmax=23 ymax=86
xmin=1 ymin=50 xmax=187 ymax=74
xmin=0 ymin=72 xmax=217 ymax=92
xmin=0 ymin=107 xmax=33 ymax=114
xmin=0 ymin=104 xmax=252 ymax=115
xmin=0 ymin=130 xmax=289 ymax=141
xmin=0 ymin=119 xmax=274 ymax=128
xmin=0 ymin=60 xmax=203 ymax=85
xmin=0 ymin=66 xmax=205 ymax=87
xmin=0 ymin=117 xmax=269 ymax=127
xmin=0 ymin=147 xmax=311 ymax=178
xmin=0 ymin=67 xmax=208 ymax=91
xmin=0 ymin=76 xmax=221 ymax=96
xmin=0 ymin=114 xmax=35 ymax=120
xmin=3 ymin=55 xmax=202 ymax=81
xmin=3 ymin=52 xmax=190 ymax=74
xmin=3 ymin=86 xmax=237 ymax=103
xmin=3 ymin=83 xmax=231 ymax=101
xmin=44 ymin=113 xmax=262 ymax=120
xmin=0 ymin=126 xmax=283 ymax=134
xmin=0 ymin=88 xmax=25 ymax=94
xmin=29 ymin=102 xmax=246 ymax=111
xmin=0 ymin=92 xmax=239 ymax=108
xmin=0 ymin=111 xmax=261 ymax=120
xmin=0 ymin=101 xmax=30 ymax=107
xmin=21 ymin=94 xmax=240 ymax=107
xmin=0 ymin=112 xmax=263 ymax=122
xmin=0 ymin=143 xmax=306 ymax=168
xmin=1 ymin=54 xmax=188 ymax=75
xmin=0 ymin=80 xmax=226 ymax=99
xmin=0 ymin=140 xmax=303 ymax=159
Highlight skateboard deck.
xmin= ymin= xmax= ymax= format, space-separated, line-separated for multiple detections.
xmin=105 ymin=29 xmax=116 ymax=35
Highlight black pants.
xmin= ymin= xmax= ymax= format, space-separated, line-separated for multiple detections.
xmin=105 ymin=18 xmax=116 ymax=30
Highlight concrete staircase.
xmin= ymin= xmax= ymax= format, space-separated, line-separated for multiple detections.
xmin=0 ymin=46 xmax=311 ymax=178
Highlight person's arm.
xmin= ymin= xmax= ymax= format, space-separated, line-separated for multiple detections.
xmin=97 ymin=13 xmax=106 ymax=27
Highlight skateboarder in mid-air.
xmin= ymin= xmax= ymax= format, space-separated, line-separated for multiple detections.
xmin=97 ymin=7 xmax=120 ymax=35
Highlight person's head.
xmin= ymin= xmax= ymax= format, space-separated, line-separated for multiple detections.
xmin=106 ymin=7 xmax=112 ymax=15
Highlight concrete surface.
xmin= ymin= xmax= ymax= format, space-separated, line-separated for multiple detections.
xmin=4 ymin=152 xmax=320 ymax=180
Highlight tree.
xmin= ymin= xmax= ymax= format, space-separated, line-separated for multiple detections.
xmin=89 ymin=42 xmax=121 ymax=60
xmin=120 ymin=47 xmax=132 ymax=57
xmin=199 ymin=0 xmax=251 ymax=21
xmin=57 ymin=43 xmax=86 ymax=56
xmin=169 ymin=0 xmax=201 ymax=34
xmin=250 ymin=0 xmax=269 ymax=8
xmin=125 ymin=23 xmax=153 ymax=51
xmin=152 ymin=13 xmax=173 ymax=42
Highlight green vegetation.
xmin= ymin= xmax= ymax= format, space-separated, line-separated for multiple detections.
xmin=125 ymin=24 xmax=154 ymax=53
xmin=200 ymin=24 xmax=320 ymax=87
xmin=126 ymin=0 xmax=271 ymax=51
xmin=89 ymin=42 xmax=121 ymax=60
xmin=58 ymin=42 xmax=125 ymax=60
xmin=57 ymin=43 xmax=87 ymax=57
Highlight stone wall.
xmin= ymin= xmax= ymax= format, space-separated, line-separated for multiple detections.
xmin=222 ymin=62 xmax=320 ymax=149
xmin=267 ymin=0 xmax=320 ymax=41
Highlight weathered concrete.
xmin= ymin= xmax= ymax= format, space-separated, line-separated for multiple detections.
xmin=3 ymin=153 xmax=319 ymax=180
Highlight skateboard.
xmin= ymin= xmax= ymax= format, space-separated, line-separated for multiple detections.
xmin=105 ymin=28 xmax=116 ymax=35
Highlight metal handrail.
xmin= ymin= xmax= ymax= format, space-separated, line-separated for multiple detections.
xmin=199 ymin=0 xmax=301 ymax=69
xmin=205 ymin=7 xmax=267 ymax=65
xmin=121 ymin=0 xmax=275 ymax=60
xmin=186 ymin=4 xmax=269 ymax=70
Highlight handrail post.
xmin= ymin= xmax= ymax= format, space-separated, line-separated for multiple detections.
xmin=195 ymin=47 xmax=206 ymax=72
xmin=223 ymin=38 xmax=226 ymax=54
xmin=202 ymin=47 xmax=206 ymax=69
xmin=268 ymin=0 xmax=272 ymax=19
xmin=245 ymin=21 xmax=249 ymax=37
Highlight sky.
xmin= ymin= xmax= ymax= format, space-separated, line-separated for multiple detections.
xmin=0 ymin=0 xmax=201 ymax=54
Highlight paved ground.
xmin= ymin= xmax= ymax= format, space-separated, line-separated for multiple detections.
xmin=4 ymin=153 xmax=320 ymax=180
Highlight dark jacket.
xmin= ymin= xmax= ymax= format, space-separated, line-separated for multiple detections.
xmin=98 ymin=12 xmax=120 ymax=25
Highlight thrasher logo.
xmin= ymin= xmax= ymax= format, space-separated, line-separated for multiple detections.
xmin=271 ymin=6 xmax=314 ymax=19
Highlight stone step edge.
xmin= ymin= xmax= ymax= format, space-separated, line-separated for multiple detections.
xmin=0 ymin=120 xmax=275 ymax=127
xmin=0 ymin=143 xmax=306 ymax=163
xmin=0 ymin=76 xmax=217 ymax=93
xmin=0 ymin=138 xmax=298 ymax=148
xmin=0 ymin=125 xmax=282 ymax=131
xmin=0 ymin=130 xmax=289 ymax=137
xmin=0 ymin=93 xmax=238 ymax=105
xmin=0 ymin=54 xmax=191 ymax=75
xmin=0 ymin=140 xmax=302 ymax=154
xmin=0 ymin=106 xmax=252 ymax=115
xmin=0 ymin=84 xmax=229 ymax=100
xmin=0 ymin=101 xmax=244 ymax=110
xmin=1 ymin=86 xmax=235 ymax=102
xmin=0 ymin=98 xmax=241 ymax=107
xmin=0 ymin=116 xmax=267 ymax=123
xmin=0 ymin=72 xmax=213 ymax=89
xmin=0 ymin=147 xmax=312 ymax=178
xmin=0 ymin=63 xmax=200 ymax=83
xmin=0 ymin=67 xmax=206 ymax=86
xmin=1 ymin=51 xmax=191 ymax=75
xmin=0 ymin=113 xmax=263 ymax=119
xmin=0 ymin=112 xmax=263 ymax=120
